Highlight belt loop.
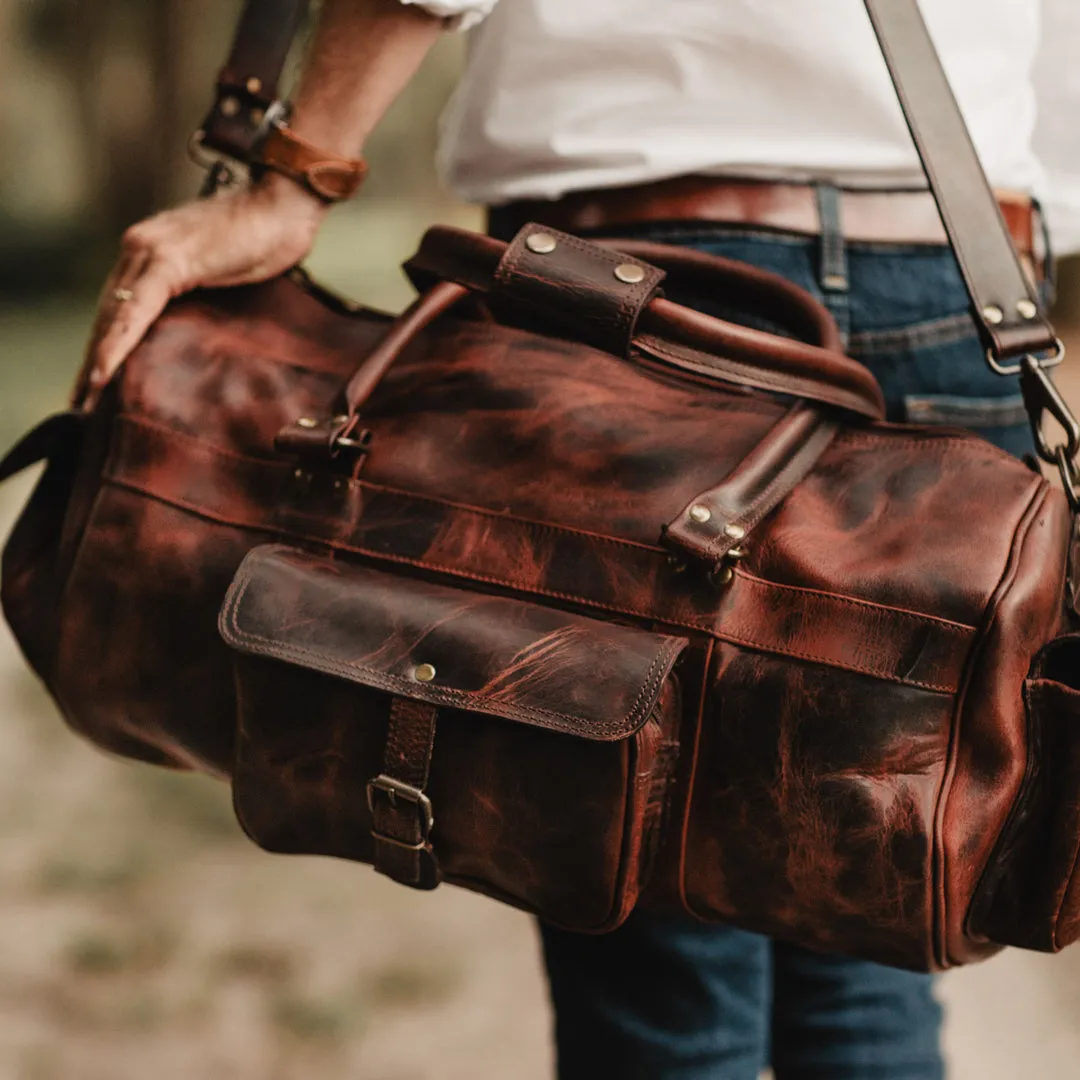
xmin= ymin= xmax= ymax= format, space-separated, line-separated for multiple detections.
xmin=815 ymin=183 xmax=850 ymax=294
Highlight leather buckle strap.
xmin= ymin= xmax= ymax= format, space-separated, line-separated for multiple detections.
xmin=256 ymin=124 xmax=368 ymax=203
xmin=197 ymin=0 xmax=307 ymax=166
xmin=663 ymin=404 xmax=838 ymax=580
xmin=368 ymin=698 xmax=441 ymax=890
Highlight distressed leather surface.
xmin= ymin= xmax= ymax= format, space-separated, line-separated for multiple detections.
xmin=221 ymin=544 xmax=687 ymax=740
xmin=224 ymin=547 xmax=684 ymax=930
xmin=1 ymin=230 xmax=1076 ymax=969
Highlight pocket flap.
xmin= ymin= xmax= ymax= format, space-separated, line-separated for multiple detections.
xmin=219 ymin=545 xmax=687 ymax=741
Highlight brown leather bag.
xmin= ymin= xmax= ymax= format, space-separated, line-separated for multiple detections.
xmin=3 ymin=0 xmax=1080 ymax=972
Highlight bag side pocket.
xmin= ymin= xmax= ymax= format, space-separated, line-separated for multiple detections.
xmin=970 ymin=635 xmax=1080 ymax=951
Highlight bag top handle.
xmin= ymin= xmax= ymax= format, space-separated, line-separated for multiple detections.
xmin=195 ymin=0 xmax=1080 ymax=500
xmin=197 ymin=0 xmax=1056 ymax=367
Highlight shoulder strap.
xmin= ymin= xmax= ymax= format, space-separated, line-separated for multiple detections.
xmin=863 ymin=0 xmax=1057 ymax=367
xmin=197 ymin=0 xmax=308 ymax=164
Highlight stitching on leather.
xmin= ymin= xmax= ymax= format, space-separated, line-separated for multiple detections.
xmin=714 ymin=627 xmax=957 ymax=694
xmin=494 ymin=231 xmax=660 ymax=351
xmin=735 ymin=568 xmax=975 ymax=633
xmin=118 ymin=413 xmax=291 ymax=467
xmin=105 ymin=437 xmax=975 ymax=637
xmin=728 ymin=421 xmax=836 ymax=542
xmin=114 ymin=414 xmax=667 ymax=556
xmin=835 ymin=427 xmax=1033 ymax=468
xmin=111 ymin=467 xmax=968 ymax=690
xmin=350 ymin=476 xmax=666 ymax=553
xmin=636 ymin=336 xmax=875 ymax=417
xmin=936 ymin=480 xmax=1052 ymax=965
xmin=223 ymin=556 xmax=685 ymax=739
xmin=679 ymin=416 xmax=836 ymax=561
xmin=676 ymin=639 xmax=714 ymax=912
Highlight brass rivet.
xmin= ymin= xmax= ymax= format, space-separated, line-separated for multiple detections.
xmin=727 ymin=546 xmax=748 ymax=561
xmin=526 ymin=232 xmax=557 ymax=254
xmin=689 ymin=504 xmax=712 ymax=524
xmin=713 ymin=566 xmax=735 ymax=586
xmin=333 ymin=414 xmax=349 ymax=425
xmin=297 ymin=417 xmax=318 ymax=429
xmin=723 ymin=523 xmax=746 ymax=541
xmin=246 ymin=76 xmax=262 ymax=95
xmin=1017 ymin=299 xmax=1038 ymax=320
xmin=414 ymin=663 xmax=437 ymax=683
xmin=614 ymin=263 xmax=646 ymax=284
xmin=982 ymin=304 xmax=1005 ymax=326
xmin=219 ymin=95 xmax=241 ymax=118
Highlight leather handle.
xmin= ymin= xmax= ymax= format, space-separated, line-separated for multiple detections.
xmin=405 ymin=226 xmax=886 ymax=420
xmin=663 ymin=402 xmax=838 ymax=573
xmin=277 ymin=223 xmax=888 ymax=462
xmin=203 ymin=0 xmax=1057 ymax=369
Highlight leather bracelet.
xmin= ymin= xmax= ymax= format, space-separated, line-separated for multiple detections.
xmin=256 ymin=123 xmax=367 ymax=204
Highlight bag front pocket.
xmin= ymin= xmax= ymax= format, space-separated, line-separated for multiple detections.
xmin=219 ymin=544 xmax=686 ymax=932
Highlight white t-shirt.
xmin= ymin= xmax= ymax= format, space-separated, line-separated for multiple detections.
xmin=405 ymin=0 xmax=1080 ymax=250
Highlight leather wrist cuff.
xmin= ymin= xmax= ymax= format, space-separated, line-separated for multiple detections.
xmin=257 ymin=124 xmax=367 ymax=203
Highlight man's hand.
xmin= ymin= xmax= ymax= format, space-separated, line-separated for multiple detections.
xmin=74 ymin=0 xmax=448 ymax=409
xmin=75 ymin=175 xmax=327 ymax=409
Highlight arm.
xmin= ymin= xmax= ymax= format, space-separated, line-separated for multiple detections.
xmin=78 ymin=0 xmax=450 ymax=407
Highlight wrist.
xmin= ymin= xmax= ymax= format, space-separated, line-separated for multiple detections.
xmin=254 ymin=123 xmax=368 ymax=205
xmin=250 ymin=170 xmax=331 ymax=226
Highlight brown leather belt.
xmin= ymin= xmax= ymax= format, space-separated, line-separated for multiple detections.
xmin=497 ymin=176 xmax=1042 ymax=269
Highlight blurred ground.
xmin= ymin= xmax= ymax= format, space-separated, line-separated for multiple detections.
xmin=4 ymin=213 xmax=1080 ymax=1080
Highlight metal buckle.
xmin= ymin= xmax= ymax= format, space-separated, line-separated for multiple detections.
xmin=187 ymin=131 xmax=237 ymax=197
xmin=366 ymin=775 xmax=434 ymax=845
xmin=250 ymin=99 xmax=292 ymax=155
xmin=986 ymin=337 xmax=1065 ymax=377
xmin=275 ymin=413 xmax=371 ymax=461
xmin=1019 ymin=352 xmax=1080 ymax=466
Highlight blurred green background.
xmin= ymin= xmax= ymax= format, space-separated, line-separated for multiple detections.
xmin=3 ymin=4 xmax=1080 ymax=1079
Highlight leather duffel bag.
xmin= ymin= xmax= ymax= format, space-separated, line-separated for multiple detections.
xmin=4 ymin=0 xmax=1080 ymax=973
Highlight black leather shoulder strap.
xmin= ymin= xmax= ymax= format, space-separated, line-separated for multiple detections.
xmin=864 ymin=0 xmax=1057 ymax=364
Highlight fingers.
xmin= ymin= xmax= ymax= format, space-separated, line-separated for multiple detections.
xmin=84 ymin=276 xmax=174 ymax=408
xmin=76 ymin=224 xmax=184 ymax=409
xmin=73 ymin=186 xmax=324 ymax=410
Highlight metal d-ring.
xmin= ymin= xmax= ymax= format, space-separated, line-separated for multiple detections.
xmin=986 ymin=336 xmax=1065 ymax=377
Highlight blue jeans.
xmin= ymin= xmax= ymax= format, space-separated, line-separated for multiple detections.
xmin=490 ymin=207 xmax=1038 ymax=1078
